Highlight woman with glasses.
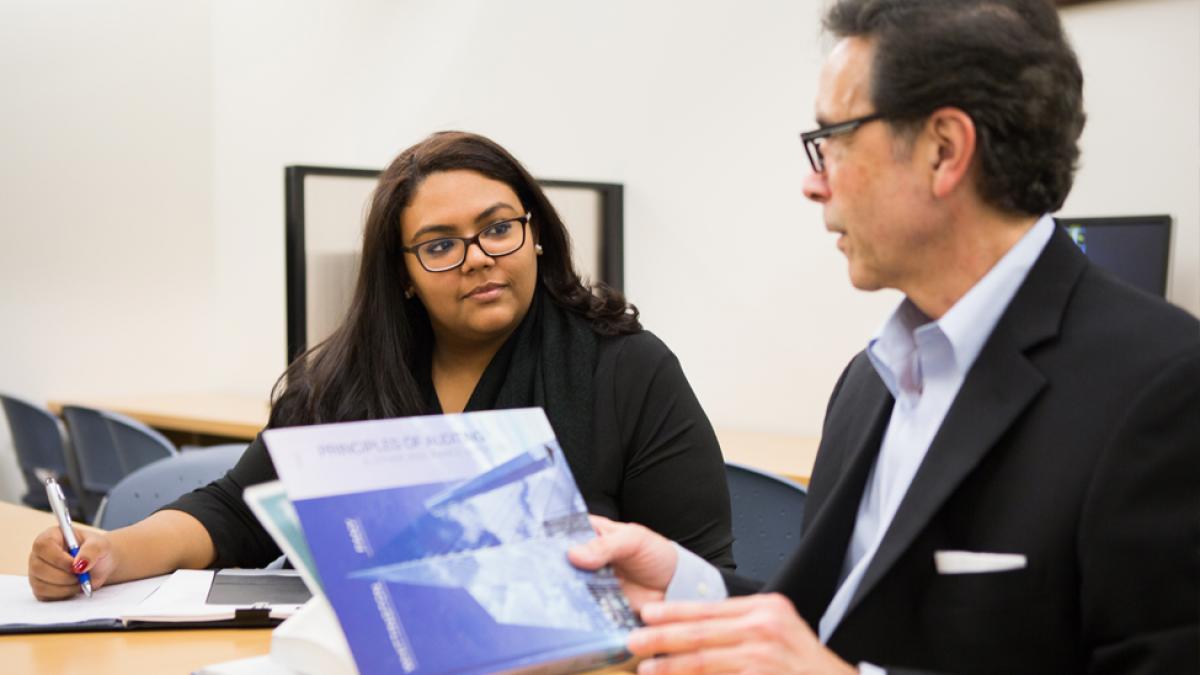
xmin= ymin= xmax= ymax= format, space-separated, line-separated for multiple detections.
xmin=28 ymin=131 xmax=734 ymax=599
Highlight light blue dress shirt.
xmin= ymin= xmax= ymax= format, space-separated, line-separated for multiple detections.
xmin=817 ymin=214 xmax=1054 ymax=642
xmin=664 ymin=214 xmax=1057 ymax=673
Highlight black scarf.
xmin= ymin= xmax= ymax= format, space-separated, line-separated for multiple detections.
xmin=423 ymin=285 xmax=599 ymax=479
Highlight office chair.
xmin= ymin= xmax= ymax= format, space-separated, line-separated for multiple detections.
xmin=0 ymin=394 xmax=85 ymax=518
xmin=94 ymin=443 xmax=246 ymax=530
xmin=725 ymin=461 xmax=808 ymax=584
xmin=103 ymin=409 xmax=178 ymax=474
xmin=61 ymin=405 xmax=131 ymax=521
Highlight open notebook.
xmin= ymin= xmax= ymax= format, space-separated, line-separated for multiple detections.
xmin=0 ymin=568 xmax=309 ymax=633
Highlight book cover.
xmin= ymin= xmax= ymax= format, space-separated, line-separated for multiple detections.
xmin=262 ymin=408 xmax=638 ymax=675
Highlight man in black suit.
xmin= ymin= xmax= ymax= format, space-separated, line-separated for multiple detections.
xmin=570 ymin=0 xmax=1200 ymax=672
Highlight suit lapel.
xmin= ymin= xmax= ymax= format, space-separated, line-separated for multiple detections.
xmin=840 ymin=227 xmax=1088 ymax=620
xmin=770 ymin=357 xmax=893 ymax=623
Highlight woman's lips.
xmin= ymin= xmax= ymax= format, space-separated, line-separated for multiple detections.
xmin=464 ymin=282 xmax=507 ymax=301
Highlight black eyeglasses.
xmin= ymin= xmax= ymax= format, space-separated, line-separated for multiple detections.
xmin=799 ymin=112 xmax=886 ymax=173
xmin=403 ymin=214 xmax=531 ymax=272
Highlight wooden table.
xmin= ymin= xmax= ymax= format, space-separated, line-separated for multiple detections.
xmin=48 ymin=394 xmax=270 ymax=446
xmin=0 ymin=502 xmax=272 ymax=674
xmin=715 ymin=429 xmax=818 ymax=486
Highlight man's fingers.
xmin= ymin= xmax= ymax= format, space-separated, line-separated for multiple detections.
xmin=567 ymin=537 xmax=613 ymax=570
xmin=569 ymin=519 xmax=639 ymax=569
xmin=628 ymin=616 xmax=747 ymax=657
xmin=639 ymin=594 xmax=779 ymax=624
xmin=587 ymin=514 xmax=620 ymax=534
xmin=635 ymin=641 xmax=755 ymax=674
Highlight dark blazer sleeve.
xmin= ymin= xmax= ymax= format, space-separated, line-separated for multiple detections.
xmin=607 ymin=332 xmax=736 ymax=570
xmin=162 ymin=435 xmax=283 ymax=569
xmin=1077 ymin=346 xmax=1200 ymax=672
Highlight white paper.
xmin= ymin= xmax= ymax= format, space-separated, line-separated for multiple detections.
xmin=195 ymin=655 xmax=297 ymax=675
xmin=934 ymin=550 xmax=1027 ymax=574
xmin=0 ymin=574 xmax=166 ymax=626
xmin=124 ymin=569 xmax=302 ymax=622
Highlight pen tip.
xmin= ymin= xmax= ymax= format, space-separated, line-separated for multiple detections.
xmin=82 ymin=581 xmax=93 ymax=597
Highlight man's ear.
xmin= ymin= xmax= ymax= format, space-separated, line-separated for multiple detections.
xmin=924 ymin=107 xmax=977 ymax=199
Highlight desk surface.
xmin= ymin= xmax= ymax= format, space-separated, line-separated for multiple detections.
xmin=0 ymin=502 xmax=272 ymax=674
xmin=50 ymin=394 xmax=819 ymax=484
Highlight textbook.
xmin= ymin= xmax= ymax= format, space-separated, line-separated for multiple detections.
xmin=242 ymin=480 xmax=356 ymax=675
xmin=243 ymin=480 xmax=324 ymax=595
xmin=0 ymin=569 xmax=309 ymax=634
xmin=262 ymin=408 xmax=639 ymax=675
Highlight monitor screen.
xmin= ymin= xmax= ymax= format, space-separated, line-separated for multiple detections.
xmin=1057 ymin=215 xmax=1172 ymax=297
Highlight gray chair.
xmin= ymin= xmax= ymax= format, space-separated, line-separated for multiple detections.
xmin=61 ymin=405 xmax=130 ymax=519
xmin=95 ymin=443 xmax=246 ymax=530
xmin=0 ymin=394 xmax=84 ymax=518
xmin=102 ymin=409 xmax=178 ymax=474
xmin=725 ymin=461 xmax=808 ymax=584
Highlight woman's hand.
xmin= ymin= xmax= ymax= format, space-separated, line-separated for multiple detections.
xmin=27 ymin=525 xmax=118 ymax=601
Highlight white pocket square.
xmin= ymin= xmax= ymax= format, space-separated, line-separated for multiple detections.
xmin=934 ymin=550 xmax=1027 ymax=574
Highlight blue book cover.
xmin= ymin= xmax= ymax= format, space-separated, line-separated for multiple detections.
xmin=263 ymin=408 xmax=638 ymax=674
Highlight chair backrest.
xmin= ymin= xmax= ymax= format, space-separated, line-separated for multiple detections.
xmin=725 ymin=461 xmax=808 ymax=584
xmin=60 ymin=405 xmax=128 ymax=495
xmin=103 ymin=410 xmax=178 ymax=474
xmin=96 ymin=443 xmax=247 ymax=530
xmin=0 ymin=394 xmax=81 ymax=514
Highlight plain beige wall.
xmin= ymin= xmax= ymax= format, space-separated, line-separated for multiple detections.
xmin=0 ymin=0 xmax=217 ymax=501
xmin=1060 ymin=0 xmax=1200 ymax=305
xmin=1 ymin=0 xmax=1197 ymax=503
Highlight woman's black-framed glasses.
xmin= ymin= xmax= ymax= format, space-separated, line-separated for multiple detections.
xmin=799 ymin=112 xmax=885 ymax=173
xmin=403 ymin=213 xmax=532 ymax=273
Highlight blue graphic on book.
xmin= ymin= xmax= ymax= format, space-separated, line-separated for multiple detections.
xmin=273 ymin=409 xmax=637 ymax=674
xmin=350 ymin=443 xmax=626 ymax=635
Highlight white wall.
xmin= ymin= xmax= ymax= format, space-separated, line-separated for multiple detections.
xmin=1060 ymin=0 xmax=1200 ymax=308
xmin=204 ymin=0 xmax=1200 ymax=427
xmin=204 ymin=0 xmax=898 ymax=443
xmin=1 ymin=0 xmax=1197 ymax=503
xmin=0 ymin=0 xmax=217 ymax=501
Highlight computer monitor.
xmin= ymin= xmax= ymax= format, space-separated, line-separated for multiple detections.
xmin=1056 ymin=215 xmax=1172 ymax=297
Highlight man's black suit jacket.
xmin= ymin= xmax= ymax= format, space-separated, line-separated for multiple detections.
xmin=738 ymin=228 xmax=1199 ymax=673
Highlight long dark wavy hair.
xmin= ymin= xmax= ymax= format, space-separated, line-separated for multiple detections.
xmin=269 ymin=131 xmax=641 ymax=428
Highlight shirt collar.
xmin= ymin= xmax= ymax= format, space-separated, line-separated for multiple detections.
xmin=868 ymin=214 xmax=1056 ymax=395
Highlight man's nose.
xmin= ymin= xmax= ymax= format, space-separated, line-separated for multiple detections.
xmin=802 ymin=170 xmax=830 ymax=203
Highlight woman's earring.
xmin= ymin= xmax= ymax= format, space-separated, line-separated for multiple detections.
xmin=404 ymin=287 xmax=415 ymax=300
xmin=535 ymin=244 xmax=544 ymax=256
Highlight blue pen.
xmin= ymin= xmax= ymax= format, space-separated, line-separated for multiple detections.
xmin=44 ymin=478 xmax=93 ymax=597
